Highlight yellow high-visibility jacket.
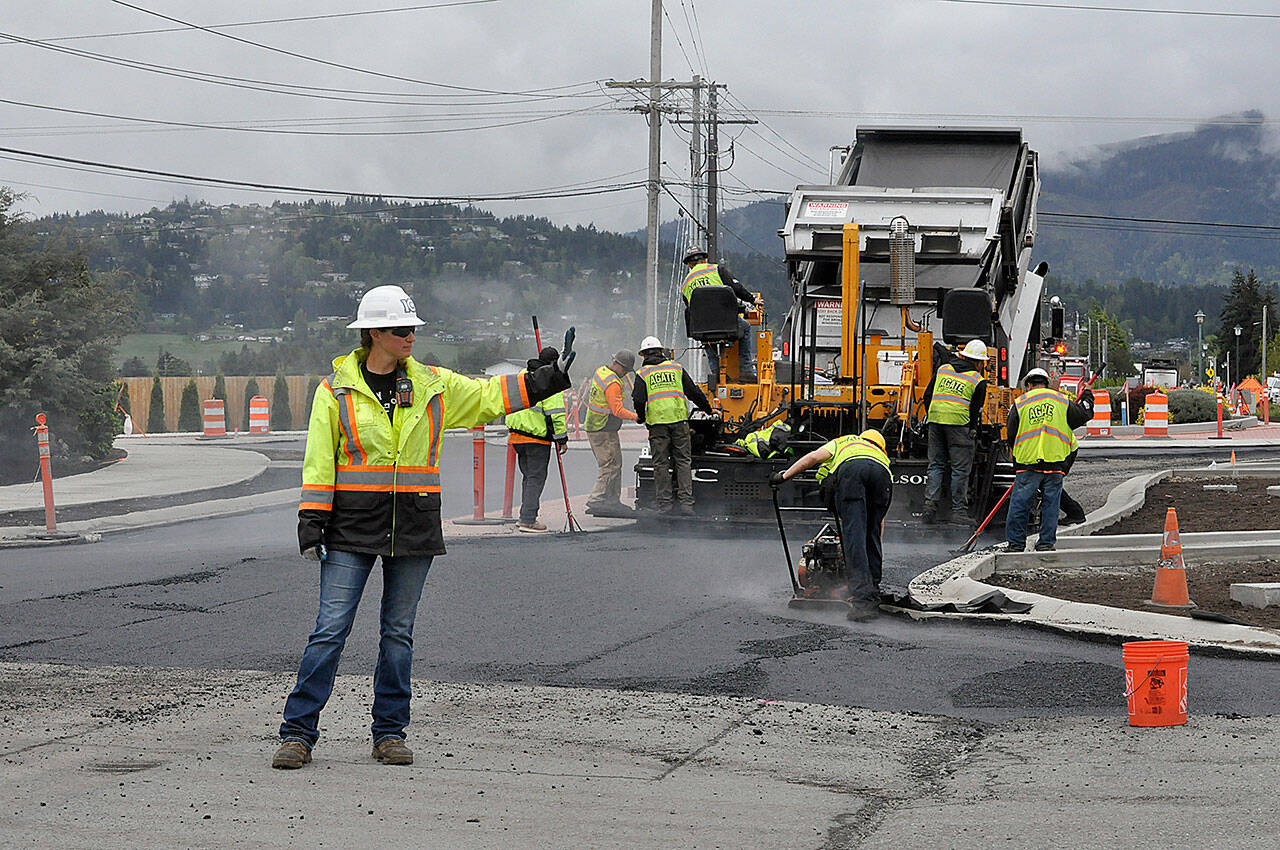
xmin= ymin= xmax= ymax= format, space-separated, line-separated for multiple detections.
xmin=299 ymin=348 xmax=534 ymax=556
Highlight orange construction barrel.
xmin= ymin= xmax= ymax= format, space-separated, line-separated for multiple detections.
xmin=248 ymin=395 xmax=270 ymax=434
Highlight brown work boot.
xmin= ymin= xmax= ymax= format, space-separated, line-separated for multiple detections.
xmin=372 ymin=737 xmax=414 ymax=765
xmin=516 ymin=521 xmax=551 ymax=533
xmin=271 ymin=740 xmax=311 ymax=770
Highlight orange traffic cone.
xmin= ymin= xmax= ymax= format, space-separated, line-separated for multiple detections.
xmin=1148 ymin=507 xmax=1194 ymax=609
xmin=1230 ymin=450 xmax=1237 ymax=466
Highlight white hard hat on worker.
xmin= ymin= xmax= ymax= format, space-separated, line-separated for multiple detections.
xmin=348 ymin=284 xmax=421 ymax=329
xmin=959 ymin=339 xmax=988 ymax=361
xmin=639 ymin=335 xmax=665 ymax=353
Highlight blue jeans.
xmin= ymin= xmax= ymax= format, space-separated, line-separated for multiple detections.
xmin=280 ymin=549 xmax=433 ymax=748
xmin=1005 ymin=469 xmax=1064 ymax=550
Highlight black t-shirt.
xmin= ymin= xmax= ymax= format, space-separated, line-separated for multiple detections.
xmin=362 ymin=364 xmax=397 ymax=421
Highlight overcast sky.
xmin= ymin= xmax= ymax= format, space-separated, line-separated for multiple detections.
xmin=3 ymin=0 xmax=1278 ymax=231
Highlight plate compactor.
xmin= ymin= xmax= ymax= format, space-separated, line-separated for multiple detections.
xmin=772 ymin=483 xmax=856 ymax=610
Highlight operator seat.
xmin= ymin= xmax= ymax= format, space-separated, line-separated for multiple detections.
xmin=685 ymin=285 xmax=741 ymax=343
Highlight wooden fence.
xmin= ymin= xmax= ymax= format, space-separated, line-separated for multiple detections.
xmin=120 ymin=376 xmax=317 ymax=433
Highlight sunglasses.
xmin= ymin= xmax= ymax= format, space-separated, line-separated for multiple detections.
xmin=380 ymin=326 xmax=417 ymax=338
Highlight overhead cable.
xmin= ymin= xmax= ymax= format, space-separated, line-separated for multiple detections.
xmin=104 ymin=0 xmax=585 ymax=97
xmin=934 ymin=0 xmax=1280 ymax=19
xmin=0 ymin=2 xmax=501 ymax=46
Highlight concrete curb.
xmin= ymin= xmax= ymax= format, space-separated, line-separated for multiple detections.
xmin=907 ymin=463 xmax=1280 ymax=656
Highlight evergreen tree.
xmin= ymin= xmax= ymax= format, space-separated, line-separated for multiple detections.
xmin=1218 ymin=268 xmax=1278 ymax=379
xmin=212 ymin=370 xmax=226 ymax=401
xmin=147 ymin=374 xmax=167 ymax=433
xmin=304 ymin=375 xmax=321 ymax=419
xmin=271 ymin=371 xmax=292 ymax=430
xmin=242 ymin=377 xmax=260 ymax=430
xmin=177 ymin=379 xmax=201 ymax=431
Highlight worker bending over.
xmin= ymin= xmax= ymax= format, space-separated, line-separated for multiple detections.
xmin=772 ymin=429 xmax=894 ymax=622
xmin=583 ymin=350 xmax=638 ymax=518
xmin=632 ymin=336 xmax=712 ymax=515
xmin=921 ymin=339 xmax=988 ymax=525
xmin=505 ymin=347 xmax=568 ymax=533
xmin=1005 ymin=368 xmax=1092 ymax=552
xmin=680 ymin=246 xmax=760 ymax=382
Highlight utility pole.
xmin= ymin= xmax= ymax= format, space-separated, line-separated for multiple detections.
xmin=706 ymin=84 xmax=720 ymax=261
xmin=643 ymin=0 xmax=662 ymax=336
xmin=689 ymin=74 xmax=703 ymax=243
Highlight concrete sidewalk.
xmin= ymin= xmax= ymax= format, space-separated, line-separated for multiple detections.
xmin=0 ymin=440 xmax=268 ymax=513
xmin=2 ymin=662 xmax=1274 ymax=849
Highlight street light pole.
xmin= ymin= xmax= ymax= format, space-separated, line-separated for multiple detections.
xmin=1195 ymin=310 xmax=1205 ymax=384
xmin=1234 ymin=324 xmax=1243 ymax=385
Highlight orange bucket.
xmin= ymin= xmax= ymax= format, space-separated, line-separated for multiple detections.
xmin=1122 ymin=640 xmax=1188 ymax=727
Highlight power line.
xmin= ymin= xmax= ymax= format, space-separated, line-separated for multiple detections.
xmin=935 ymin=0 xmax=1280 ymax=19
xmin=660 ymin=3 xmax=699 ymax=77
xmin=721 ymin=91 xmax=826 ymax=173
xmin=0 ymin=28 xmax=606 ymax=107
xmin=686 ymin=0 xmax=711 ymax=73
xmin=1042 ymin=211 xmax=1280 ymax=231
xmin=0 ymin=145 xmax=649 ymax=202
xmin=0 ymin=2 xmax=502 ymax=46
xmin=0 ymin=95 xmax=617 ymax=137
xmin=742 ymin=108 xmax=1277 ymax=126
xmin=104 ymin=0 xmax=580 ymax=97
xmin=0 ymin=177 xmax=166 ymax=204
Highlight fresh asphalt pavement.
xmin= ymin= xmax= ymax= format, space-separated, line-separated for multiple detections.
xmin=1 ymin=436 xmax=1275 ymax=723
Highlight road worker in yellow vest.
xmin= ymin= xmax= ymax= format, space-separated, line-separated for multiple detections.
xmin=731 ymin=421 xmax=793 ymax=459
xmin=506 ymin=346 xmax=569 ymax=533
xmin=631 ymin=336 xmax=713 ymax=515
xmin=680 ymin=246 xmax=760 ymax=382
xmin=276 ymin=285 xmax=574 ymax=770
xmin=921 ymin=339 xmax=989 ymax=526
xmin=1004 ymin=368 xmax=1092 ymax=552
xmin=771 ymin=429 xmax=894 ymax=622
xmin=583 ymin=350 xmax=638 ymax=518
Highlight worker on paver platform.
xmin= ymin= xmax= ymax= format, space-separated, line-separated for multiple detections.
xmin=731 ymin=421 xmax=793 ymax=459
xmin=583 ymin=350 xmax=638 ymax=518
xmin=506 ymin=346 xmax=568 ymax=533
xmin=921 ymin=339 xmax=988 ymax=526
xmin=771 ymin=429 xmax=894 ymax=622
xmin=274 ymin=285 xmax=573 ymax=770
xmin=1005 ymin=368 xmax=1092 ymax=553
xmin=680 ymin=246 xmax=760 ymax=382
xmin=632 ymin=336 xmax=712 ymax=515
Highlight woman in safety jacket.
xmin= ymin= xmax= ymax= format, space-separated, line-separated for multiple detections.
xmin=273 ymin=285 xmax=572 ymax=770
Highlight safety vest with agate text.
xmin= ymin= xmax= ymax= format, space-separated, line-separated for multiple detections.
xmin=681 ymin=262 xmax=725 ymax=303
xmin=1012 ymin=387 xmax=1077 ymax=465
xmin=639 ymin=360 xmax=689 ymax=424
xmin=927 ymin=363 xmax=981 ymax=425
xmin=816 ymin=434 xmax=891 ymax=483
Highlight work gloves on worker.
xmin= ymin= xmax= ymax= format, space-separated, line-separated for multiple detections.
xmin=302 ymin=544 xmax=326 ymax=561
xmin=525 ymin=327 xmax=575 ymax=400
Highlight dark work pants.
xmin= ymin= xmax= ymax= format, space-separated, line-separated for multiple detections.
xmin=925 ymin=422 xmax=974 ymax=514
xmin=830 ymin=459 xmax=894 ymax=605
xmin=648 ymin=421 xmax=693 ymax=508
xmin=514 ymin=442 xmax=551 ymax=524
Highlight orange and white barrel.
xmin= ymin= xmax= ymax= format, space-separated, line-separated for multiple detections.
xmin=1087 ymin=389 xmax=1112 ymax=437
xmin=202 ymin=399 xmax=227 ymax=437
xmin=248 ymin=395 xmax=270 ymax=434
xmin=1143 ymin=391 xmax=1169 ymax=438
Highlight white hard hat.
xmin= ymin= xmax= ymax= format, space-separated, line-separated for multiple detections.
xmin=347 ymin=285 xmax=421 ymax=329
xmin=1024 ymin=368 xmax=1050 ymax=384
xmin=639 ymin=335 xmax=664 ymax=352
xmin=959 ymin=339 xmax=988 ymax=361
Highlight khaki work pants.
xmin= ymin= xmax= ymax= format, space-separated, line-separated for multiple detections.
xmin=586 ymin=429 xmax=623 ymax=507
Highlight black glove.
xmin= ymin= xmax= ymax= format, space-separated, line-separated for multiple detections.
xmin=1079 ymin=388 xmax=1094 ymax=405
xmin=769 ymin=471 xmax=785 ymax=487
xmin=526 ymin=327 xmax=575 ymax=401
xmin=301 ymin=544 xmax=326 ymax=561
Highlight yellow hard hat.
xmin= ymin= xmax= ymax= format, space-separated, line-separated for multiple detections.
xmin=859 ymin=429 xmax=886 ymax=451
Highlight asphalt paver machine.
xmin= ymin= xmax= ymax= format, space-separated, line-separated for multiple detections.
xmin=637 ymin=127 xmax=1049 ymax=535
